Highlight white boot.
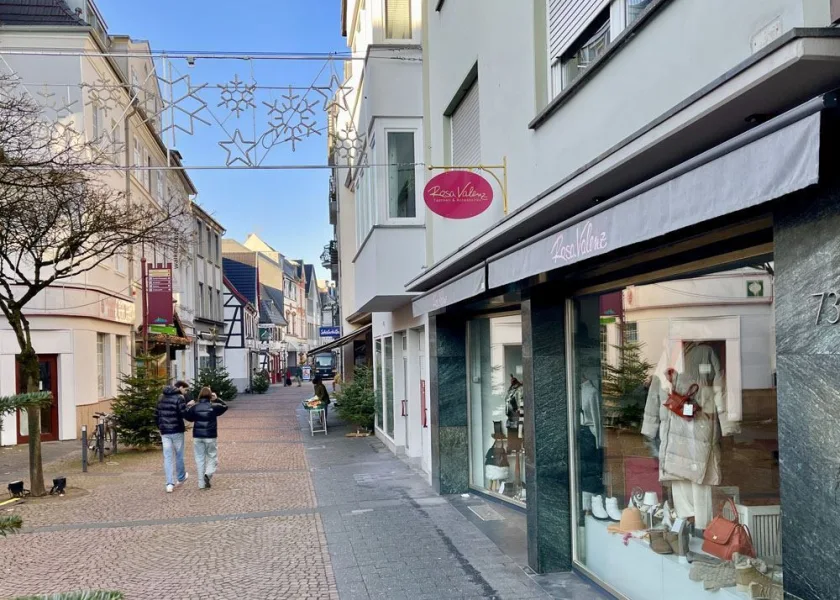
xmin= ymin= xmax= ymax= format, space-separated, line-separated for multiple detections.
xmin=605 ymin=497 xmax=623 ymax=521
xmin=661 ymin=500 xmax=674 ymax=529
xmin=591 ymin=495 xmax=610 ymax=520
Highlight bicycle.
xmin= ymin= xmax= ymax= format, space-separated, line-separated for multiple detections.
xmin=89 ymin=411 xmax=117 ymax=461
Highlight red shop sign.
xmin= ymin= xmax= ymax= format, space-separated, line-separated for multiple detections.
xmin=423 ymin=170 xmax=493 ymax=219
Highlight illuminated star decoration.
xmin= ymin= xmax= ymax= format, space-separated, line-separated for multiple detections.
xmin=217 ymin=74 xmax=256 ymax=118
xmin=313 ymin=72 xmax=353 ymax=114
xmin=152 ymin=74 xmax=211 ymax=135
xmin=219 ymin=128 xmax=256 ymax=167
xmin=262 ymin=86 xmax=320 ymax=152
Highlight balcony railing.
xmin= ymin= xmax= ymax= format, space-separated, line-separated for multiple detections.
xmin=320 ymin=240 xmax=338 ymax=269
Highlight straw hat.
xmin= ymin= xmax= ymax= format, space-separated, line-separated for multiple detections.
xmin=608 ymin=507 xmax=646 ymax=534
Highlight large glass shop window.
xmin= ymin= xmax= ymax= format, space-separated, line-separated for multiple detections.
xmin=468 ymin=314 xmax=526 ymax=505
xmin=571 ymin=265 xmax=782 ymax=600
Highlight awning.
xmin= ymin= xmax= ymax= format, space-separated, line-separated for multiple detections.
xmin=411 ymin=264 xmax=486 ymax=318
xmin=487 ymin=107 xmax=821 ymax=288
xmin=309 ymin=324 xmax=372 ymax=355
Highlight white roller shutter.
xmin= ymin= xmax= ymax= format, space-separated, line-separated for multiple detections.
xmin=548 ymin=0 xmax=611 ymax=61
xmin=386 ymin=0 xmax=412 ymax=39
xmin=451 ymin=81 xmax=481 ymax=167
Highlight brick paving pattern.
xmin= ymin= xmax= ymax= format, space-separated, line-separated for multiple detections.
xmin=3 ymin=385 xmax=599 ymax=599
xmin=2 ymin=387 xmax=337 ymax=600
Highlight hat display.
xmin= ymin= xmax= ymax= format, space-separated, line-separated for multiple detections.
xmin=608 ymin=507 xmax=647 ymax=534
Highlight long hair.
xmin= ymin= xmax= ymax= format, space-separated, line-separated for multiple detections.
xmin=199 ymin=386 xmax=213 ymax=399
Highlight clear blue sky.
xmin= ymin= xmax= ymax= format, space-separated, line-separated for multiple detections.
xmin=98 ymin=0 xmax=346 ymax=281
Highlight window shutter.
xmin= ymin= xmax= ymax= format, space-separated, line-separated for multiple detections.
xmin=451 ymin=81 xmax=481 ymax=167
xmin=386 ymin=0 xmax=412 ymax=39
xmin=548 ymin=0 xmax=611 ymax=61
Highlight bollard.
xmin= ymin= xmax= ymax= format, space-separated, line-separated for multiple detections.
xmin=81 ymin=425 xmax=88 ymax=472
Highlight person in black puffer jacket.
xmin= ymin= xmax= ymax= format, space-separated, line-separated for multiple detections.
xmin=184 ymin=386 xmax=228 ymax=490
xmin=154 ymin=381 xmax=190 ymax=493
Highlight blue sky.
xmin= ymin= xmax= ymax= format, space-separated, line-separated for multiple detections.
xmin=98 ymin=0 xmax=346 ymax=281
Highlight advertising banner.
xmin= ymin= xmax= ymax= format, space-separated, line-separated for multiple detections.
xmin=147 ymin=265 xmax=173 ymax=328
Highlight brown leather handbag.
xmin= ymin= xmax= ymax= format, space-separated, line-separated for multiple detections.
xmin=663 ymin=369 xmax=701 ymax=420
xmin=702 ymin=499 xmax=756 ymax=561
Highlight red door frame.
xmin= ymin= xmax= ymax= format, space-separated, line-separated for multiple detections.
xmin=16 ymin=355 xmax=60 ymax=444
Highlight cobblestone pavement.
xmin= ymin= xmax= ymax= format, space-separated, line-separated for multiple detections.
xmin=2 ymin=386 xmax=337 ymax=600
xmin=3 ymin=385 xmax=600 ymax=600
xmin=305 ymin=411 xmax=602 ymax=600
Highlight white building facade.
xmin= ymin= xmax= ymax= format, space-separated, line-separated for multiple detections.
xmin=407 ymin=0 xmax=840 ymax=598
xmin=327 ymin=0 xmax=432 ymax=479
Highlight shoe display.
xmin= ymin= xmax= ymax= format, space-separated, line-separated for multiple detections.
xmin=734 ymin=553 xmax=777 ymax=594
xmin=605 ymin=497 xmax=623 ymax=521
xmin=649 ymin=530 xmax=673 ymax=555
xmin=591 ymin=495 xmax=611 ymax=520
xmin=166 ymin=484 xmax=174 ymax=493
xmin=749 ymin=581 xmax=783 ymax=600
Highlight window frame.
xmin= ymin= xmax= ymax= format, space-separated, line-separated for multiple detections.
xmin=383 ymin=0 xmax=413 ymax=41
xmin=385 ymin=130 xmax=418 ymax=221
xmin=377 ymin=120 xmax=422 ymax=226
xmin=96 ymin=333 xmax=109 ymax=399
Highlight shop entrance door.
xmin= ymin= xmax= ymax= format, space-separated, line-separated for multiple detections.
xmin=417 ymin=328 xmax=427 ymax=468
xmin=17 ymin=355 xmax=60 ymax=444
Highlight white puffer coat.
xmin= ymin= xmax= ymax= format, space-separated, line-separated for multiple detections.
xmin=642 ymin=343 xmax=739 ymax=485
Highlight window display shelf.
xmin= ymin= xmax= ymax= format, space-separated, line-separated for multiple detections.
xmin=580 ymin=516 xmax=751 ymax=600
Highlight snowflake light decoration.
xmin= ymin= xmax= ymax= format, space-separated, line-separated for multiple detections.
xmin=151 ymin=74 xmax=211 ymax=135
xmin=262 ymin=87 xmax=320 ymax=152
xmin=330 ymin=122 xmax=366 ymax=161
xmin=83 ymin=77 xmax=124 ymax=112
xmin=217 ymin=74 xmax=256 ymax=118
xmin=35 ymin=84 xmax=77 ymax=118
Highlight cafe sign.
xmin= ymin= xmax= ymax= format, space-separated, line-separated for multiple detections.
xmin=423 ymin=171 xmax=493 ymax=219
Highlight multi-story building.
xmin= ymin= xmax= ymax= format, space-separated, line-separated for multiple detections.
xmin=258 ymin=283 xmax=287 ymax=382
xmin=401 ymin=1 xmax=840 ymax=598
xmin=303 ymin=264 xmax=324 ymax=352
xmin=188 ymin=202 xmax=226 ymax=377
xmin=282 ymin=258 xmax=307 ymax=366
xmin=324 ymin=0 xmax=429 ymax=474
xmin=0 ymin=1 xmax=192 ymax=446
xmin=222 ymin=276 xmax=259 ymax=393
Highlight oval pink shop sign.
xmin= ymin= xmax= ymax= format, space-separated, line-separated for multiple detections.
xmin=423 ymin=171 xmax=494 ymax=219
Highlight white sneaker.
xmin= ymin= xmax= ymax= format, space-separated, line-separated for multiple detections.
xmin=175 ymin=473 xmax=189 ymax=487
xmin=605 ymin=497 xmax=623 ymax=521
xmin=166 ymin=484 xmax=174 ymax=493
xmin=591 ymin=495 xmax=610 ymax=520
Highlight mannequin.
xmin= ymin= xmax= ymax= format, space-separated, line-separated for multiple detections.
xmin=505 ymin=375 xmax=525 ymax=498
xmin=643 ymin=341 xmax=740 ymax=529
xmin=579 ymin=368 xmax=604 ymax=511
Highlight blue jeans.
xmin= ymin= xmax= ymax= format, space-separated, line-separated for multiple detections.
xmin=161 ymin=433 xmax=186 ymax=486
xmin=194 ymin=438 xmax=218 ymax=488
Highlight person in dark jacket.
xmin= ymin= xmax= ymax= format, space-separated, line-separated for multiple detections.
xmin=312 ymin=375 xmax=331 ymax=421
xmin=154 ymin=380 xmax=190 ymax=493
xmin=184 ymin=386 xmax=228 ymax=490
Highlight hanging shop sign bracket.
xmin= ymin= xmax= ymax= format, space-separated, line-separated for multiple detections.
xmin=427 ymin=157 xmax=509 ymax=215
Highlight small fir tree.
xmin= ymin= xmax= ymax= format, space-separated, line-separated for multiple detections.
xmin=0 ymin=515 xmax=22 ymax=537
xmin=111 ymin=355 xmax=166 ymax=448
xmin=192 ymin=366 xmax=238 ymax=402
xmin=602 ymin=336 xmax=654 ymax=428
xmin=335 ymin=365 xmax=376 ymax=432
xmin=252 ymin=370 xmax=270 ymax=394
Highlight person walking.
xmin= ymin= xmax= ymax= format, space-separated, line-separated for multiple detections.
xmin=312 ymin=375 xmax=331 ymax=421
xmin=154 ymin=380 xmax=190 ymax=493
xmin=184 ymin=386 xmax=228 ymax=490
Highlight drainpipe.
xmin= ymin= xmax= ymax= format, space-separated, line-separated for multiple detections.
xmin=125 ymin=107 xmax=137 ymax=370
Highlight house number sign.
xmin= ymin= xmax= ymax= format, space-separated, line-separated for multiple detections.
xmin=811 ymin=292 xmax=840 ymax=324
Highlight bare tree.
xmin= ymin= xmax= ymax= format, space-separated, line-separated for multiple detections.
xmin=0 ymin=73 xmax=190 ymax=496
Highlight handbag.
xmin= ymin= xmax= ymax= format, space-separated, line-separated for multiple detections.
xmin=701 ymin=498 xmax=756 ymax=561
xmin=663 ymin=368 xmax=701 ymax=420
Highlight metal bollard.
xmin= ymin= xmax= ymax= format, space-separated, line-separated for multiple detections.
xmin=81 ymin=425 xmax=88 ymax=472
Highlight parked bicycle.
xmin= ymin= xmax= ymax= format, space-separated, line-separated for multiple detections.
xmin=89 ymin=411 xmax=117 ymax=461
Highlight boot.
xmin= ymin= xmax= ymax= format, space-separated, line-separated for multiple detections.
xmin=605 ymin=497 xmax=623 ymax=521
xmin=749 ymin=581 xmax=783 ymax=600
xmin=591 ymin=495 xmax=610 ymax=520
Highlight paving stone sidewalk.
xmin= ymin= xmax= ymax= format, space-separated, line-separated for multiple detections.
xmin=303 ymin=406 xmax=601 ymax=600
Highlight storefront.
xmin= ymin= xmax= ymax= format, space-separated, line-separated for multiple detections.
xmin=420 ymin=96 xmax=839 ymax=599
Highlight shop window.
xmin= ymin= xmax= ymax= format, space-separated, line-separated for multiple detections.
xmin=385 ymin=0 xmax=411 ymax=40
xmin=375 ymin=338 xmax=383 ymax=429
xmin=569 ymin=263 xmax=781 ymax=598
xmin=387 ymin=132 xmax=416 ymax=219
xmin=468 ymin=314 xmax=526 ymax=505
xmin=96 ymin=333 xmax=109 ymax=399
xmin=384 ymin=336 xmax=395 ymax=438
